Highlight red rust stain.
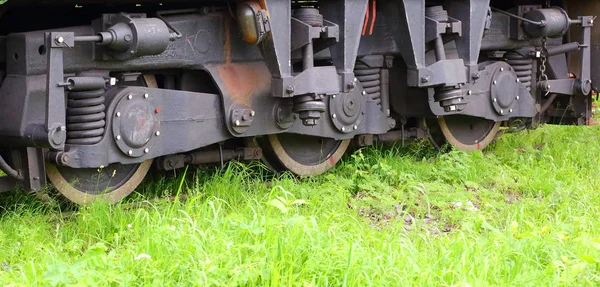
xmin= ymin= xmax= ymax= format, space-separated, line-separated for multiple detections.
xmin=329 ymin=155 xmax=335 ymax=166
xmin=476 ymin=142 xmax=481 ymax=150
xmin=223 ymin=14 xmax=232 ymax=65
xmin=216 ymin=63 xmax=272 ymax=106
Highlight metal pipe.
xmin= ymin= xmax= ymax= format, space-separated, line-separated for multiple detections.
xmin=539 ymin=94 xmax=558 ymax=114
xmin=546 ymin=42 xmax=580 ymax=56
xmin=74 ymin=35 xmax=103 ymax=42
xmin=490 ymin=7 xmax=546 ymax=27
xmin=0 ymin=154 xmax=23 ymax=181
xmin=303 ymin=43 xmax=314 ymax=70
xmin=434 ymin=37 xmax=446 ymax=61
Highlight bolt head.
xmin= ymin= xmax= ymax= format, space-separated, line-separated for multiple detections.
xmin=362 ymin=91 xmax=367 ymax=96
xmin=128 ymin=150 xmax=133 ymax=155
xmin=493 ymin=98 xmax=497 ymax=103
xmin=144 ymin=148 xmax=149 ymax=153
xmin=509 ymin=109 xmax=513 ymax=113
xmin=332 ymin=95 xmax=336 ymax=98
xmin=516 ymin=78 xmax=520 ymax=83
xmin=286 ymin=86 xmax=294 ymax=94
xmin=250 ymin=110 xmax=256 ymax=117
xmin=144 ymin=93 xmax=149 ymax=99
xmin=116 ymin=112 xmax=121 ymax=117
xmin=493 ymin=80 xmax=498 ymax=85
xmin=116 ymin=135 xmax=121 ymax=140
xmin=354 ymin=77 xmax=358 ymax=82
xmin=127 ymin=94 xmax=133 ymax=100
xmin=56 ymin=36 xmax=64 ymax=43
xmin=468 ymin=90 xmax=472 ymax=95
xmin=516 ymin=96 xmax=520 ymax=100
xmin=500 ymin=110 xmax=504 ymax=114
xmin=332 ymin=114 xmax=337 ymax=118
xmin=500 ymin=67 xmax=504 ymax=72
xmin=341 ymin=127 xmax=346 ymax=132
xmin=353 ymin=125 xmax=358 ymax=130
xmin=235 ymin=120 xmax=240 ymax=126
xmin=109 ymin=78 xmax=117 ymax=86
xmin=155 ymin=131 xmax=161 ymax=136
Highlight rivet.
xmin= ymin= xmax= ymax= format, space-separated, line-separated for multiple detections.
xmin=144 ymin=148 xmax=149 ymax=153
xmin=116 ymin=135 xmax=121 ymax=140
xmin=341 ymin=127 xmax=346 ymax=132
xmin=509 ymin=109 xmax=513 ymax=113
xmin=516 ymin=96 xmax=520 ymax=100
xmin=362 ymin=91 xmax=367 ymax=96
xmin=332 ymin=95 xmax=336 ymax=98
xmin=500 ymin=110 xmax=504 ymax=114
xmin=332 ymin=114 xmax=337 ymax=118
xmin=127 ymin=94 xmax=133 ymax=100
xmin=116 ymin=112 xmax=121 ymax=117
xmin=468 ymin=90 xmax=472 ymax=95
xmin=56 ymin=36 xmax=64 ymax=43
xmin=155 ymin=131 xmax=161 ymax=136
xmin=353 ymin=125 xmax=358 ymax=130
xmin=235 ymin=120 xmax=240 ymax=126
xmin=250 ymin=110 xmax=256 ymax=117
xmin=144 ymin=93 xmax=149 ymax=99
xmin=354 ymin=77 xmax=358 ymax=82
xmin=516 ymin=78 xmax=521 ymax=83
xmin=500 ymin=67 xmax=504 ymax=72
xmin=128 ymin=150 xmax=133 ymax=155
xmin=493 ymin=80 xmax=498 ymax=85
xmin=493 ymin=98 xmax=497 ymax=103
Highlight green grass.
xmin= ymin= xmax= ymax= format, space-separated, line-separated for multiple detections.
xmin=0 ymin=123 xmax=600 ymax=286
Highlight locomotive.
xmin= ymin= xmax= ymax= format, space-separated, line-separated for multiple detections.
xmin=0 ymin=0 xmax=596 ymax=204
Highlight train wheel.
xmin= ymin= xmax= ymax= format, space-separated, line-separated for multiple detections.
xmin=425 ymin=115 xmax=501 ymax=151
xmin=46 ymin=161 xmax=152 ymax=205
xmin=256 ymin=134 xmax=350 ymax=176
xmin=45 ymin=74 xmax=158 ymax=205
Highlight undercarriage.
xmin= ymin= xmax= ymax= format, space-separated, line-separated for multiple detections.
xmin=0 ymin=0 xmax=596 ymax=204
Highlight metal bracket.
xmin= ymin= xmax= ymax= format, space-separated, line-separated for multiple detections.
xmin=44 ymin=32 xmax=74 ymax=151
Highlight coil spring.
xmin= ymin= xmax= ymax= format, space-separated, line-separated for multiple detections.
xmin=354 ymin=63 xmax=381 ymax=107
xmin=66 ymin=77 xmax=107 ymax=145
xmin=434 ymin=86 xmax=465 ymax=112
xmin=505 ymin=52 xmax=533 ymax=91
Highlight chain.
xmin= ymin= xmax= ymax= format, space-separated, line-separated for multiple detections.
xmin=539 ymin=37 xmax=550 ymax=96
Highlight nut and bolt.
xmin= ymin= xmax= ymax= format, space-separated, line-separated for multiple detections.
xmin=421 ymin=76 xmax=430 ymax=83
xmin=286 ymin=86 xmax=295 ymax=94
xmin=56 ymin=36 xmax=64 ymax=44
